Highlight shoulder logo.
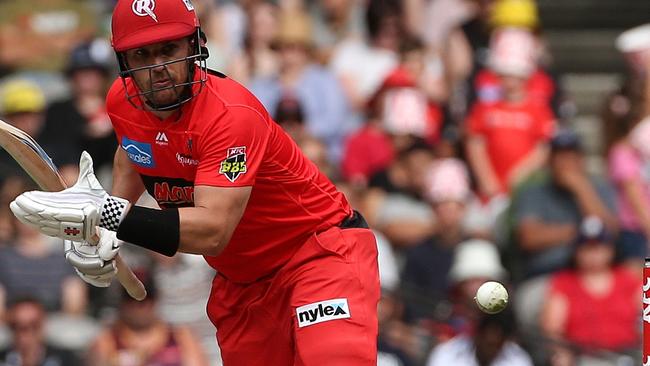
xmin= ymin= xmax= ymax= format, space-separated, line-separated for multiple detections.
xmin=219 ymin=146 xmax=247 ymax=182
xmin=121 ymin=137 xmax=155 ymax=168
xmin=132 ymin=0 xmax=157 ymax=22
xmin=182 ymin=0 xmax=195 ymax=11
xmin=155 ymin=132 xmax=168 ymax=145
xmin=296 ymin=298 xmax=351 ymax=328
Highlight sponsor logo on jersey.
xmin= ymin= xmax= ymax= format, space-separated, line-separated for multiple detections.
xmin=153 ymin=182 xmax=194 ymax=206
xmin=155 ymin=132 xmax=169 ymax=146
xmin=176 ymin=153 xmax=199 ymax=166
xmin=122 ymin=137 xmax=155 ymax=168
xmin=296 ymin=298 xmax=350 ymax=328
xmin=219 ymin=146 xmax=247 ymax=182
xmin=132 ymin=0 xmax=157 ymax=22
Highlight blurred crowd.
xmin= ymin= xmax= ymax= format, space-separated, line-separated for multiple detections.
xmin=0 ymin=0 xmax=647 ymax=365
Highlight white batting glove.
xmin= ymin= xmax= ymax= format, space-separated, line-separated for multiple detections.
xmin=64 ymin=229 xmax=118 ymax=288
xmin=10 ymin=151 xmax=130 ymax=242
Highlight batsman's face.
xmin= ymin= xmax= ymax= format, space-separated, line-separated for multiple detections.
xmin=124 ymin=38 xmax=193 ymax=107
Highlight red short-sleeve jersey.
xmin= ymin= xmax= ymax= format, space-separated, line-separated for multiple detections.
xmin=466 ymin=98 xmax=555 ymax=191
xmin=106 ymin=70 xmax=352 ymax=283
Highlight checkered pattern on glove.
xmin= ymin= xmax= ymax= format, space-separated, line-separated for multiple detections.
xmin=100 ymin=196 xmax=129 ymax=231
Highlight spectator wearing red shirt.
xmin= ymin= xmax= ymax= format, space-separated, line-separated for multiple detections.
xmin=540 ymin=217 xmax=641 ymax=365
xmin=465 ymin=28 xmax=555 ymax=198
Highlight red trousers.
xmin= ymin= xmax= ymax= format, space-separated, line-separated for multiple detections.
xmin=207 ymin=226 xmax=380 ymax=365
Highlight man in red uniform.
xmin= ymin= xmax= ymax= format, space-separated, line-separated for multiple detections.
xmin=9 ymin=1 xmax=380 ymax=364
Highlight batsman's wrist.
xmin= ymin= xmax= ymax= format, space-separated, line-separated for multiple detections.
xmin=99 ymin=195 xmax=130 ymax=232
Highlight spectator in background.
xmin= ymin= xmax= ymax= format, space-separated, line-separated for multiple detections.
xmin=40 ymin=38 xmax=116 ymax=182
xmin=603 ymin=24 xmax=650 ymax=156
xmin=363 ymin=139 xmax=436 ymax=248
xmin=465 ymin=27 xmax=555 ymax=202
xmin=426 ymin=309 xmax=532 ymax=366
xmin=330 ymin=0 xmax=401 ymax=111
xmin=308 ymin=0 xmax=366 ymax=63
xmin=227 ymin=1 xmax=280 ymax=85
xmin=274 ymin=94 xmax=334 ymax=178
xmin=444 ymin=0 xmax=539 ymax=95
xmin=444 ymin=239 xmax=508 ymax=338
xmin=152 ymin=253 xmax=220 ymax=365
xmin=0 ymin=177 xmax=86 ymax=321
xmin=608 ymin=116 xmax=650 ymax=268
xmin=0 ymin=0 xmax=98 ymax=74
xmin=512 ymin=130 xmax=618 ymax=278
xmin=401 ymin=158 xmax=472 ymax=321
xmin=467 ymin=27 xmax=562 ymax=117
xmin=250 ymin=10 xmax=354 ymax=164
xmin=341 ymin=63 xmax=441 ymax=185
xmin=88 ymin=272 xmax=209 ymax=366
xmin=540 ymin=217 xmax=640 ymax=365
xmin=0 ymin=79 xmax=47 ymax=184
xmin=0 ymin=297 xmax=81 ymax=366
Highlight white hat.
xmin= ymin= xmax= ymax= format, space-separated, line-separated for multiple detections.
xmin=488 ymin=27 xmax=537 ymax=78
xmin=616 ymin=24 xmax=650 ymax=53
xmin=448 ymin=239 xmax=508 ymax=284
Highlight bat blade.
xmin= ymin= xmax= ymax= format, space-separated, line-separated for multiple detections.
xmin=0 ymin=119 xmax=146 ymax=300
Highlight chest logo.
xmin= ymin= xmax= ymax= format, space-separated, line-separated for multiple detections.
xmin=219 ymin=146 xmax=247 ymax=182
xmin=132 ymin=0 xmax=157 ymax=22
xmin=121 ymin=137 xmax=155 ymax=168
xmin=155 ymin=132 xmax=169 ymax=146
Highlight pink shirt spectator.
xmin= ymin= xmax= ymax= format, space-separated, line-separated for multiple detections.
xmin=608 ymin=143 xmax=650 ymax=230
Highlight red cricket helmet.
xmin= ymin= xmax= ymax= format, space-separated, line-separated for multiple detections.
xmin=111 ymin=0 xmax=200 ymax=52
xmin=110 ymin=0 xmax=210 ymax=111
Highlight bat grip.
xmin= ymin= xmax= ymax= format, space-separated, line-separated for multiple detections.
xmin=115 ymin=255 xmax=147 ymax=301
xmin=90 ymin=229 xmax=147 ymax=301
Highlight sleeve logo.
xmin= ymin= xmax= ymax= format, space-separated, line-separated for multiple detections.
xmin=219 ymin=146 xmax=247 ymax=182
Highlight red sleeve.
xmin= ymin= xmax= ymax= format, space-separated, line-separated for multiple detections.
xmin=465 ymin=103 xmax=486 ymax=136
xmin=194 ymin=105 xmax=271 ymax=187
xmin=534 ymin=104 xmax=556 ymax=141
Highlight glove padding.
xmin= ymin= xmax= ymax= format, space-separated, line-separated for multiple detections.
xmin=65 ymin=228 xmax=120 ymax=287
xmin=10 ymin=151 xmax=130 ymax=242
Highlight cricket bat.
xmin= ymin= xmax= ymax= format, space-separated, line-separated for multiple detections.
xmin=0 ymin=119 xmax=146 ymax=300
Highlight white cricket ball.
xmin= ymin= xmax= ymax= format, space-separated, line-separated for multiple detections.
xmin=474 ymin=281 xmax=508 ymax=314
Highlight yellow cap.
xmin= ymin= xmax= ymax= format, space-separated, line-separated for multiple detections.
xmin=1 ymin=80 xmax=45 ymax=115
xmin=274 ymin=11 xmax=313 ymax=47
xmin=489 ymin=0 xmax=539 ymax=30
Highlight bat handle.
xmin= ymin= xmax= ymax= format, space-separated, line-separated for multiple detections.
xmin=115 ymin=255 xmax=147 ymax=301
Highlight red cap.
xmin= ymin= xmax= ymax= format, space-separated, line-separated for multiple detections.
xmin=111 ymin=0 xmax=200 ymax=52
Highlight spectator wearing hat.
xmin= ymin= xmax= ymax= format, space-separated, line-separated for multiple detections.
xmin=465 ymin=27 xmax=556 ymax=202
xmin=602 ymin=23 xmax=650 ymax=160
xmin=445 ymin=239 xmax=508 ymax=329
xmin=540 ymin=216 xmax=641 ymax=365
xmin=340 ymin=63 xmax=441 ymax=184
xmin=0 ymin=79 xmax=47 ymax=184
xmin=39 ymin=38 xmax=116 ymax=182
xmin=466 ymin=26 xmax=563 ymax=117
xmin=249 ymin=9 xmax=355 ymax=164
xmin=511 ymin=129 xmax=618 ymax=278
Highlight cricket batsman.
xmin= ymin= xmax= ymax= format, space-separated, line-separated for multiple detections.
xmin=9 ymin=0 xmax=380 ymax=364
